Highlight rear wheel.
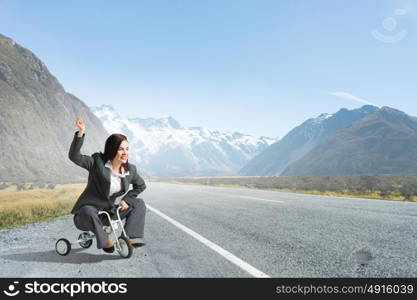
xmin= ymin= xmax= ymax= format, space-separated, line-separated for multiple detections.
xmin=78 ymin=232 xmax=93 ymax=249
xmin=55 ymin=238 xmax=71 ymax=256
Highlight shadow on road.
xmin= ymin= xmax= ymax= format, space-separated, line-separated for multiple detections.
xmin=1 ymin=248 xmax=122 ymax=264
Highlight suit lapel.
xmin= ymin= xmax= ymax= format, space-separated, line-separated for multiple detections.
xmin=121 ymin=176 xmax=129 ymax=193
xmin=102 ymin=159 xmax=130 ymax=200
xmin=108 ymin=173 xmax=130 ymax=198
xmin=103 ymin=164 xmax=111 ymax=199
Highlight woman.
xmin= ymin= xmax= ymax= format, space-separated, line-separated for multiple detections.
xmin=69 ymin=117 xmax=147 ymax=253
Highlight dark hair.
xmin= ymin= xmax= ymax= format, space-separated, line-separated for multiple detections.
xmin=100 ymin=133 xmax=130 ymax=173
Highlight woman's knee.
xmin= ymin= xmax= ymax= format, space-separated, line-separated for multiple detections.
xmin=74 ymin=205 xmax=98 ymax=229
xmin=129 ymin=198 xmax=146 ymax=216
xmin=130 ymin=197 xmax=145 ymax=208
xmin=77 ymin=205 xmax=98 ymax=218
xmin=137 ymin=197 xmax=145 ymax=207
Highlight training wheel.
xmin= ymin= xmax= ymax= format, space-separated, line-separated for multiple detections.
xmin=78 ymin=232 xmax=93 ymax=249
xmin=117 ymin=236 xmax=133 ymax=258
xmin=55 ymin=238 xmax=71 ymax=256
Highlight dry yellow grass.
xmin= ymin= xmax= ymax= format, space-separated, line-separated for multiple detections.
xmin=0 ymin=184 xmax=85 ymax=229
xmin=164 ymin=181 xmax=417 ymax=202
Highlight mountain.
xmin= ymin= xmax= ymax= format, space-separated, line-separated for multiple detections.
xmin=282 ymin=106 xmax=417 ymax=175
xmin=91 ymin=105 xmax=278 ymax=177
xmin=0 ymin=33 xmax=109 ymax=183
xmin=239 ymin=105 xmax=378 ymax=175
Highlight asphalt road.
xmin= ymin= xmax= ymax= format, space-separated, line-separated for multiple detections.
xmin=0 ymin=182 xmax=416 ymax=277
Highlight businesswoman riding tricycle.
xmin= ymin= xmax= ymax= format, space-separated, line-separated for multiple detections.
xmin=55 ymin=117 xmax=147 ymax=258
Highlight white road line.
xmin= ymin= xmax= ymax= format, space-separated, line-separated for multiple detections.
xmin=238 ymin=195 xmax=284 ymax=204
xmin=147 ymin=205 xmax=270 ymax=278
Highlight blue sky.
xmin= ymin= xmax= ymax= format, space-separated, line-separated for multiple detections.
xmin=1 ymin=0 xmax=416 ymax=138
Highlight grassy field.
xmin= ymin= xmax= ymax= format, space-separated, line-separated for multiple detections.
xmin=0 ymin=183 xmax=84 ymax=230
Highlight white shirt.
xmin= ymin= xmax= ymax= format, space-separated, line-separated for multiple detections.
xmin=104 ymin=160 xmax=130 ymax=204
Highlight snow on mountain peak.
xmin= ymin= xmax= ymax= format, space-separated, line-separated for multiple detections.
xmin=315 ymin=113 xmax=333 ymax=123
xmin=90 ymin=105 xmax=278 ymax=177
xmin=91 ymin=104 xmax=115 ymax=112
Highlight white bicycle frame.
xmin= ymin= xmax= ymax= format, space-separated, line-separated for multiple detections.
xmin=73 ymin=206 xmax=128 ymax=252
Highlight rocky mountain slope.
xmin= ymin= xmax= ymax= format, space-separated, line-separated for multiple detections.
xmin=0 ymin=33 xmax=108 ymax=183
xmin=282 ymin=106 xmax=417 ymax=175
xmin=239 ymin=105 xmax=378 ymax=175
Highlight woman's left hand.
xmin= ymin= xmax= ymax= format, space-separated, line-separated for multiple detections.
xmin=119 ymin=200 xmax=129 ymax=211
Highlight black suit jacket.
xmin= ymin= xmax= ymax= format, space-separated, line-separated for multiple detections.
xmin=69 ymin=131 xmax=146 ymax=214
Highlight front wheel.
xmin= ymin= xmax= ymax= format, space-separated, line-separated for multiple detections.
xmin=55 ymin=238 xmax=71 ymax=256
xmin=117 ymin=236 xmax=133 ymax=258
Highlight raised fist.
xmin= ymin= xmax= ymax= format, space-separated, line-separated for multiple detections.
xmin=75 ymin=117 xmax=85 ymax=132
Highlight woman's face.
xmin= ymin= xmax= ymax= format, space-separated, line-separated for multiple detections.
xmin=114 ymin=140 xmax=129 ymax=164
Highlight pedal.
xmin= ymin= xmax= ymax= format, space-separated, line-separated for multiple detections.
xmin=103 ymin=226 xmax=112 ymax=234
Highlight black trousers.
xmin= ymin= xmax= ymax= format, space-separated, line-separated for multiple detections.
xmin=73 ymin=198 xmax=146 ymax=249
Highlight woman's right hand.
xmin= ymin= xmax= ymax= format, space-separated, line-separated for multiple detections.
xmin=75 ymin=117 xmax=85 ymax=135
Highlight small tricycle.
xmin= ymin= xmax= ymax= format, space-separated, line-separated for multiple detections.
xmin=55 ymin=206 xmax=133 ymax=258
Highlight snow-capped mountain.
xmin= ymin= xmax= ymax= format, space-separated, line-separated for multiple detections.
xmin=90 ymin=105 xmax=278 ymax=177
